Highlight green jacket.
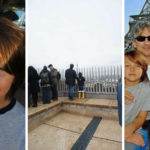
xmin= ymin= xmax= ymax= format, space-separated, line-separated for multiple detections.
xmin=51 ymin=68 xmax=58 ymax=85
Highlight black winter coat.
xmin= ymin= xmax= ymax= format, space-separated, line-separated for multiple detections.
xmin=28 ymin=67 xmax=40 ymax=93
xmin=77 ymin=77 xmax=85 ymax=86
xmin=65 ymin=68 xmax=77 ymax=86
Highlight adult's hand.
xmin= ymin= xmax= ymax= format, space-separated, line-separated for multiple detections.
xmin=125 ymin=89 xmax=134 ymax=104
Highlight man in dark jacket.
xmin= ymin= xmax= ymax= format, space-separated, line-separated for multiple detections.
xmin=48 ymin=64 xmax=58 ymax=100
xmin=40 ymin=66 xmax=53 ymax=104
xmin=65 ymin=64 xmax=77 ymax=100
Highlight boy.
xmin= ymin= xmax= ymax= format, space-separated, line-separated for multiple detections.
xmin=0 ymin=17 xmax=25 ymax=150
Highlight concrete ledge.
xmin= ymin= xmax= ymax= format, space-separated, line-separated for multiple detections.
xmin=29 ymin=98 xmax=119 ymax=131
xmin=29 ymin=98 xmax=118 ymax=118
xmin=28 ymin=101 xmax=62 ymax=119
xmin=29 ymin=105 xmax=62 ymax=132
xmin=62 ymin=106 xmax=118 ymax=120
xmin=63 ymin=101 xmax=117 ymax=109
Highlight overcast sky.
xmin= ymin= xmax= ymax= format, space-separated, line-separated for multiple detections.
xmin=28 ymin=0 xmax=122 ymax=69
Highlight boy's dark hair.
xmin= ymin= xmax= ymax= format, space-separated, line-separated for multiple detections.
xmin=79 ymin=72 xmax=82 ymax=78
xmin=0 ymin=17 xmax=25 ymax=99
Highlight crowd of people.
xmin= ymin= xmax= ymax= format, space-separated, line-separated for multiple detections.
xmin=28 ymin=64 xmax=86 ymax=107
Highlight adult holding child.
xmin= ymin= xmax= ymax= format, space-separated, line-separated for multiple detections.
xmin=126 ymin=21 xmax=150 ymax=104
xmin=125 ymin=21 xmax=150 ymax=150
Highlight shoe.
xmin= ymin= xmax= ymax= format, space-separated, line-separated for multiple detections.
xmin=53 ymin=98 xmax=58 ymax=101
xmin=32 ymin=104 xmax=37 ymax=107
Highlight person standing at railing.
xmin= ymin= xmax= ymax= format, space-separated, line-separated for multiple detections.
xmin=77 ymin=72 xmax=85 ymax=99
xmin=28 ymin=66 xmax=40 ymax=107
xmin=65 ymin=64 xmax=77 ymax=100
xmin=40 ymin=66 xmax=53 ymax=104
xmin=48 ymin=64 xmax=58 ymax=101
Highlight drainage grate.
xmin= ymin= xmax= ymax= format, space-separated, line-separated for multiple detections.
xmin=71 ymin=116 xmax=102 ymax=150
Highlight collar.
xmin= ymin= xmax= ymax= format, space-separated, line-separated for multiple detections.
xmin=0 ymin=98 xmax=16 ymax=115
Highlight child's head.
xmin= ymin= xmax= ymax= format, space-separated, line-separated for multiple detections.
xmin=0 ymin=17 xmax=25 ymax=100
xmin=125 ymin=50 xmax=147 ymax=84
xmin=79 ymin=72 xmax=82 ymax=78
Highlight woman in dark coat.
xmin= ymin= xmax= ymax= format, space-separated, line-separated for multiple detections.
xmin=28 ymin=66 xmax=40 ymax=107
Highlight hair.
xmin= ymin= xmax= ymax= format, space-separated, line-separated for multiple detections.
xmin=0 ymin=17 xmax=25 ymax=99
xmin=48 ymin=64 xmax=53 ymax=67
xmin=43 ymin=66 xmax=47 ymax=70
xmin=125 ymin=50 xmax=148 ymax=81
xmin=70 ymin=64 xmax=74 ymax=69
xmin=28 ymin=66 xmax=37 ymax=76
xmin=133 ymin=21 xmax=150 ymax=40
xmin=126 ymin=21 xmax=150 ymax=52
xmin=79 ymin=72 xmax=82 ymax=78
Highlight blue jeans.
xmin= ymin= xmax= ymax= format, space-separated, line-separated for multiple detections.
xmin=42 ymin=86 xmax=51 ymax=104
xmin=69 ymin=85 xmax=74 ymax=100
xmin=125 ymin=129 xmax=149 ymax=150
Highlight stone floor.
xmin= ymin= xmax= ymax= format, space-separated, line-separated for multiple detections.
xmin=28 ymin=98 xmax=122 ymax=150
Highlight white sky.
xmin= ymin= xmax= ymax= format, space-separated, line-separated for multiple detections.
xmin=28 ymin=0 xmax=122 ymax=69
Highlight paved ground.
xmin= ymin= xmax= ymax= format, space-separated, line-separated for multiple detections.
xmin=28 ymin=98 xmax=122 ymax=150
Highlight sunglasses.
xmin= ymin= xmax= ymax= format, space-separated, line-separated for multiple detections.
xmin=136 ymin=36 xmax=150 ymax=42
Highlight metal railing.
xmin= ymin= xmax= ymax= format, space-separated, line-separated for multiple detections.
xmin=57 ymin=66 xmax=122 ymax=98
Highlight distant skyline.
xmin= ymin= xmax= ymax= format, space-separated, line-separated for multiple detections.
xmin=125 ymin=0 xmax=145 ymax=34
xmin=28 ymin=0 xmax=122 ymax=69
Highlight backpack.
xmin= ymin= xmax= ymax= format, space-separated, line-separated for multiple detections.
xmin=40 ymin=71 xmax=49 ymax=84
xmin=57 ymin=72 xmax=61 ymax=80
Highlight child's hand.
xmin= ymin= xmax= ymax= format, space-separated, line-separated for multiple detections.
xmin=125 ymin=89 xmax=134 ymax=104
xmin=126 ymin=132 xmax=145 ymax=146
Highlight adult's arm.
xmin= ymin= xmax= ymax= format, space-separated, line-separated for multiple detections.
xmin=125 ymin=110 xmax=148 ymax=140
xmin=65 ymin=70 xmax=67 ymax=78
